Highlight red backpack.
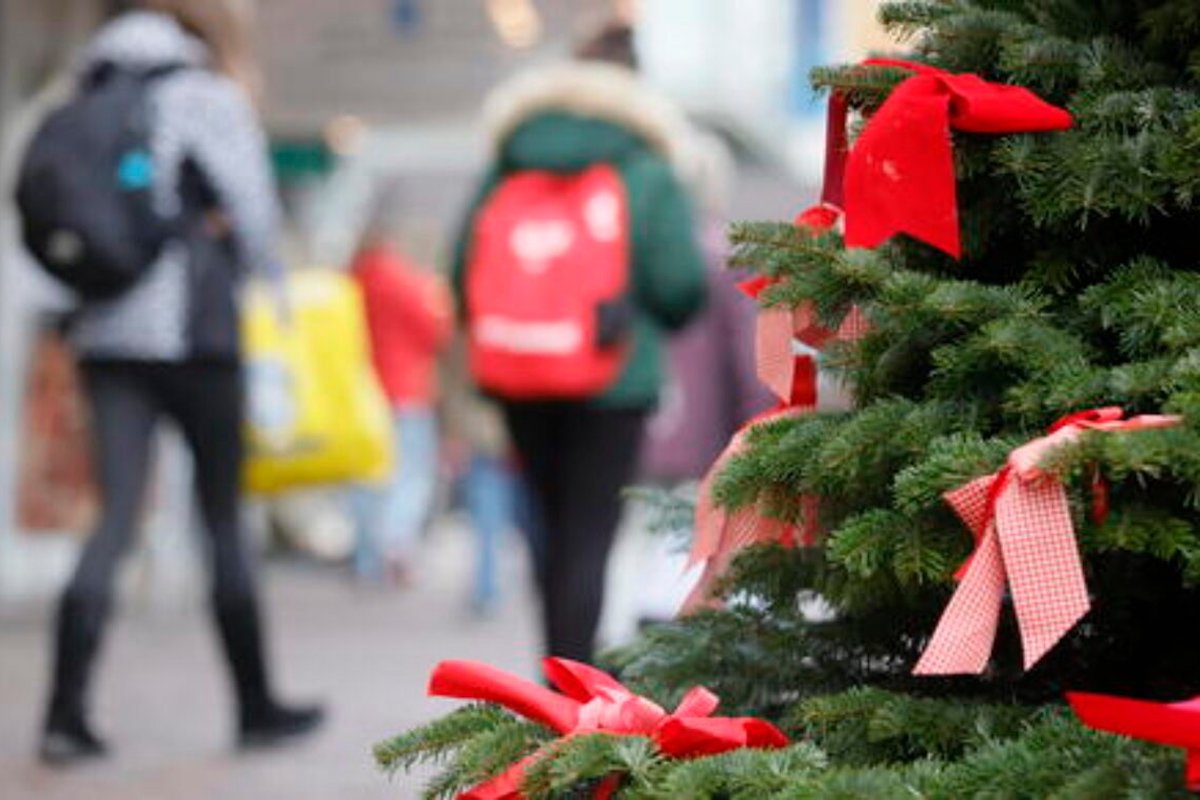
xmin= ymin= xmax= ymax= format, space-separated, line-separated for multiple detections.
xmin=466 ymin=163 xmax=631 ymax=399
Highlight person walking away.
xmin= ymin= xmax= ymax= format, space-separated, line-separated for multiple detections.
xmin=631 ymin=132 xmax=773 ymax=628
xmin=442 ymin=336 xmax=542 ymax=616
xmin=641 ymin=130 xmax=772 ymax=482
xmin=452 ymin=23 xmax=707 ymax=664
xmin=350 ymin=201 xmax=453 ymax=586
xmin=20 ymin=2 xmax=323 ymax=764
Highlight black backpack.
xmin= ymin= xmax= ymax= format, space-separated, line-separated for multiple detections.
xmin=16 ymin=65 xmax=180 ymax=299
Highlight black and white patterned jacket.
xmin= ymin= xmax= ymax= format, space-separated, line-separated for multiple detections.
xmin=70 ymin=11 xmax=282 ymax=362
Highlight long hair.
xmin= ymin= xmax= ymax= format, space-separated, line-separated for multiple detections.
xmin=138 ymin=0 xmax=262 ymax=98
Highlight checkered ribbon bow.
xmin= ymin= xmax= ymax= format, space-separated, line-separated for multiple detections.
xmin=682 ymin=405 xmax=819 ymax=613
xmin=914 ymin=407 xmax=1181 ymax=676
xmin=744 ymin=204 xmax=870 ymax=407
xmin=684 ymin=202 xmax=871 ymax=613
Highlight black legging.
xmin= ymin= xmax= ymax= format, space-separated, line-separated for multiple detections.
xmin=70 ymin=361 xmax=252 ymax=605
xmin=48 ymin=360 xmax=273 ymax=729
xmin=503 ymin=402 xmax=645 ymax=664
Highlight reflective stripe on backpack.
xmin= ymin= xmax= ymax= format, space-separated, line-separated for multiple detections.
xmin=466 ymin=164 xmax=632 ymax=399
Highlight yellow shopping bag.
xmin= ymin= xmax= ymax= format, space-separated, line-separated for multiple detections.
xmin=243 ymin=270 xmax=393 ymax=494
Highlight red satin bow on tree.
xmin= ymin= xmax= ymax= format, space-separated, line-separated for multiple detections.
xmin=1068 ymin=691 xmax=1200 ymax=790
xmin=428 ymin=657 xmax=789 ymax=799
xmin=914 ymin=408 xmax=1181 ymax=676
xmin=843 ymin=58 xmax=1073 ymax=259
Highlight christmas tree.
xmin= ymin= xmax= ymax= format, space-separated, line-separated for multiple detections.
xmin=377 ymin=1 xmax=1200 ymax=796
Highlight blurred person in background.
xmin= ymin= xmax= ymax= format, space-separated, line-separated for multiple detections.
xmin=640 ymin=130 xmax=772 ymax=487
xmin=441 ymin=339 xmax=524 ymax=617
xmin=627 ymin=131 xmax=774 ymax=627
xmin=33 ymin=0 xmax=323 ymax=764
xmin=452 ymin=22 xmax=707 ymax=664
xmin=349 ymin=184 xmax=453 ymax=586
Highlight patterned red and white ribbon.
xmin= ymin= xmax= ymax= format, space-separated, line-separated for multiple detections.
xmin=682 ymin=406 xmax=817 ymax=613
xmin=914 ymin=408 xmax=1181 ymax=675
xmin=742 ymin=203 xmax=869 ymax=407
xmin=683 ymin=200 xmax=871 ymax=614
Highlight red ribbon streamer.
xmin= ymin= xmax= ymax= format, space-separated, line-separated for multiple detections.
xmin=427 ymin=657 xmax=789 ymax=799
xmin=842 ymin=58 xmax=1073 ymax=259
xmin=1069 ymin=691 xmax=1200 ymax=790
xmin=741 ymin=204 xmax=868 ymax=407
xmin=914 ymin=408 xmax=1181 ymax=676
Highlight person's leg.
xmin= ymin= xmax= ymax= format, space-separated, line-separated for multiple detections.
xmin=501 ymin=402 xmax=563 ymax=610
xmin=378 ymin=407 xmax=440 ymax=578
xmin=543 ymin=406 xmax=645 ymax=664
xmin=465 ymin=453 xmax=514 ymax=613
xmin=348 ymin=483 xmax=385 ymax=583
xmin=162 ymin=362 xmax=322 ymax=747
xmin=350 ymin=407 xmax=408 ymax=583
xmin=511 ymin=463 xmax=547 ymax=591
xmin=42 ymin=363 xmax=158 ymax=763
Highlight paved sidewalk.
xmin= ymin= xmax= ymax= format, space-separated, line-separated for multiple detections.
xmin=0 ymin=519 xmax=540 ymax=800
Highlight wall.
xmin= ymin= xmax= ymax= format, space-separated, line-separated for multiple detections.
xmin=257 ymin=0 xmax=613 ymax=136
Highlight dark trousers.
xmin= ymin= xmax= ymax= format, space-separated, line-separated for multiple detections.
xmin=48 ymin=361 xmax=271 ymax=728
xmin=71 ymin=361 xmax=252 ymax=603
xmin=503 ymin=402 xmax=645 ymax=664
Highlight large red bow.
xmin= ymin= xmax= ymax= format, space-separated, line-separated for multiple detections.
xmin=1068 ymin=691 xmax=1200 ymax=790
xmin=914 ymin=408 xmax=1181 ymax=676
xmin=843 ymin=58 xmax=1073 ymax=259
xmin=428 ymin=658 xmax=788 ymax=799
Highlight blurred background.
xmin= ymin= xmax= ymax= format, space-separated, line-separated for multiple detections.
xmin=0 ymin=1 xmax=893 ymax=797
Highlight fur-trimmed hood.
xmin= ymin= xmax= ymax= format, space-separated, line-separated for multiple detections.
xmin=454 ymin=66 xmax=710 ymax=410
xmin=483 ymin=62 xmax=695 ymax=171
xmin=79 ymin=11 xmax=208 ymax=76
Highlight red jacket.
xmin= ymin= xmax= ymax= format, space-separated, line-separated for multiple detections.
xmin=352 ymin=245 xmax=452 ymax=407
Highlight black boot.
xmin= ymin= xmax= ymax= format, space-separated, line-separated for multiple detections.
xmin=212 ymin=593 xmax=324 ymax=750
xmin=40 ymin=591 xmax=110 ymax=765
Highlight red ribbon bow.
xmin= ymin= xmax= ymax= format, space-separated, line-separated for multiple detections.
xmin=843 ymin=58 xmax=1073 ymax=259
xmin=428 ymin=657 xmax=789 ymax=799
xmin=1068 ymin=691 xmax=1200 ymax=790
xmin=914 ymin=408 xmax=1181 ymax=676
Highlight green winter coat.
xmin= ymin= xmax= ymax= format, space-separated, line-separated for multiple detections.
xmin=451 ymin=65 xmax=707 ymax=409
